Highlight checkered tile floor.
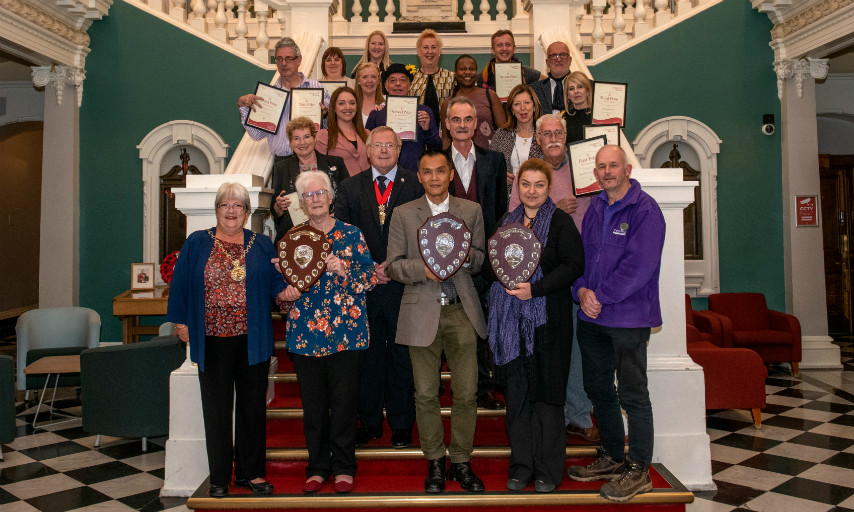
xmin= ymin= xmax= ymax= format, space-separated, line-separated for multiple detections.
xmin=1 ymin=337 xmax=850 ymax=511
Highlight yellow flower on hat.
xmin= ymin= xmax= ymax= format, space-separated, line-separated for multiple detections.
xmin=405 ymin=64 xmax=417 ymax=74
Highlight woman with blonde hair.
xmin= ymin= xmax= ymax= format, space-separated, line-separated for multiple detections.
xmin=409 ymin=29 xmax=454 ymax=125
xmin=354 ymin=62 xmax=384 ymax=125
xmin=561 ymin=71 xmax=593 ymax=143
xmin=315 ymin=86 xmax=370 ymax=177
xmin=352 ymin=30 xmax=392 ymax=77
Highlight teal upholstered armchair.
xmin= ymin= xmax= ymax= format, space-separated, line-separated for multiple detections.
xmin=0 ymin=355 xmax=16 ymax=459
xmin=16 ymin=307 xmax=101 ymax=398
xmin=81 ymin=335 xmax=186 ymax=451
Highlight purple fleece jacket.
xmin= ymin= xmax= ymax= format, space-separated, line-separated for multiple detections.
xmin=572 ymin=179 xmax=665 ymax=328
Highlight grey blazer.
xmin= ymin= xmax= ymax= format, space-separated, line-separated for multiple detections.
xmin=385 ymin=196 xmax=487 ymax=347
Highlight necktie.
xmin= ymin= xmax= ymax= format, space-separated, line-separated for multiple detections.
xmin=551 ymin=75 xmax=564 ymax=112
xmin=376 ymin=175 xmax=387 ymax=194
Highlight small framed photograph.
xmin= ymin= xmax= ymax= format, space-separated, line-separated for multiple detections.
xmin=131 ymin=263 xmax=156 ymax=290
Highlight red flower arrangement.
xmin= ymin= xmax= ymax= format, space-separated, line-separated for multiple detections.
xmin=160 ymin=250 xmax=179 ymax=284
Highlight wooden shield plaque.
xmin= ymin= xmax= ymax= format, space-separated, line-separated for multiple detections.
xmin=278 ymin=225 xmax=330 ymax=291
xmin=488 ymin=222 xmax=542 ymax=290
xmin=419 ymin=212 xmax=472 ymax=281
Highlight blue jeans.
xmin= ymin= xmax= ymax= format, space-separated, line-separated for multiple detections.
xmin=576 ymin=320 xmax=653 ymax=469
xmin=565 ymin=304 xmax=593 ymax=428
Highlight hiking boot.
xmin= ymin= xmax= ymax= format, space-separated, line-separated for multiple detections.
xmin=566 ymin=449 xmax=624 ymax=482
xmin=599 ymin=460 xmax=653 ymax=502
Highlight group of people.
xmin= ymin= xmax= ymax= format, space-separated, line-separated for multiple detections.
xmin=166 ymin=30 xmax=665 ymax=504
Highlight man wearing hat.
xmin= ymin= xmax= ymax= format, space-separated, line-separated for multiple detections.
xmin=366 ymin=63 xmax=442 ymax=171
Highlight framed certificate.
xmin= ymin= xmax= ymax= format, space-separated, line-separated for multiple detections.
xmin=583 ymin=124 xmax=621 ymax=147
xmin=319 ymin=81 xmax=346 ymax=97
xmin=290 ymin=88 xmax=324 ymax=129
xmin=244 ymin=82 xmax=289 ymax=134
xmin=385 ymin=96 xmax=419 ymax=141
xmin=131 ymin=263 xmax=156 ymax=291
xmin=495 ymin=62 xmax=522 ymax=101
xmin=591 ymin=81 xmax=628 ymax=127
xmin=568 ymin=135 xmax=608 ymax=196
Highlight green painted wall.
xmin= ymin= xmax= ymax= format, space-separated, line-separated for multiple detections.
xmin=587 ymin=0 xmax=784 ymax=311
xmin=79 ymin=0 xmax=783 ymax=340
xmin=80 ymin=0 xmax=273 ymax=340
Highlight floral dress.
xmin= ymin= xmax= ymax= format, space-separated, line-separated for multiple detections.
xmin=286 ymin=220 xmax=378 ymax=357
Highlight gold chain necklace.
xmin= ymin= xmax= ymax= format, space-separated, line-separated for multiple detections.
xmin=208 ymin=230 xmax=257 ymax=282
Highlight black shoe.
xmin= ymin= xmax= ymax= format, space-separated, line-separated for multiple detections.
xmin=234 ymin=479 xmax=274 ymax=494
xmin=477 ymin=390 xmax=505 ymax=410
xmin=449 ymin=461 xmax=485 ymax=492
xmin=209 ymin=484 xmax=229 ymax=497
xmin=391 ymin=428 xmax=412 ymax=448
xmin=355 ymin=425 xmax=382 ymax=447
xmin=424 ymin=457 xmax=447 ymax=493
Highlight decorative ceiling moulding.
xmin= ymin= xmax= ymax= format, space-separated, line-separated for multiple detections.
xmin=764 ymin=0 xmax=854 ymax=60
xmin=770 ymin=0 xmax=853 ymax=39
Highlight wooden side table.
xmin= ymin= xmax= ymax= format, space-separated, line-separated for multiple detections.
xmin=24 ymin=355 xmax=82 ymax=429
xmin=112 ymin=285 xmax=170 ymax=344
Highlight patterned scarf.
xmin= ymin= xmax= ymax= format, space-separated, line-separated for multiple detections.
xmin=487 ymin=197 xmax=556 ymax=367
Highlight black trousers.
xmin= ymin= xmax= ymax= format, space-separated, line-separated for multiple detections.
xmin=198 ymin=335 xmax=269 ymax=487
xmin=504 ymin=360 xmax=566 ymax=487
xmin=358 ymin=298 xmax=415 ymax=431
xmin=293 ymin=350 xmax=364 ymax=478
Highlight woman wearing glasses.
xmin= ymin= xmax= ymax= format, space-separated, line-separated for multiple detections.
xmin=282 ymin=171 xmax=378 ymax=494
xmin=167 ymin=182 xmax=288 ymax=498
xmin=270 ymin=117 xmax=349 ymax=244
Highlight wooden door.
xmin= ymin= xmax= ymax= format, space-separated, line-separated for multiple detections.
xmin=820 ymin=154 xmax=854 ymax=332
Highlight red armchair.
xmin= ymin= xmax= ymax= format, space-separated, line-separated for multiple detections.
xmin=707 ymin=293 xmax=802 ymax=376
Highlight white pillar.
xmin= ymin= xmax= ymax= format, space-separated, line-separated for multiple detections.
xmin=634 ymin=168 xmax=714 ymax=490
xmin=527 ymin=0 xmax=572 ymax=73
xmin=32 ymin=66 xmax=82 ymax=308
xmin=162 ymin=174 xmax=273 ymax=496
xmin=779 ymin=59 xmax=840 ymax=369
xmin=288 ymin=0 xmax=334 ymax=46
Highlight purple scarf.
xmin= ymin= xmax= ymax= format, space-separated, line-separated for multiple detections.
xmin=487 ymin=197 xmax=556 ymax=366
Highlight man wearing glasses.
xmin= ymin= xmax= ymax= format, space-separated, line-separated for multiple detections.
xmin=533 ymin=41 xmax=573 ymax=115
xmin=237 ymin=37 xmax=331 ymax=160
xmin=334 ymin=126 xmax=425 ymax=451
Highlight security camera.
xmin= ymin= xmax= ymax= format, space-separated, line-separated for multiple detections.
xmin=762 ymin=114 xmax=775 ymax=136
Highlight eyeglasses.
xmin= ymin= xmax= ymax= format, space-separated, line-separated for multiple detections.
xmin=540 ymin=130 xmax=566 ymax=139
xmin=372 ymin=142 xmax=398 ymax=150
xmin=302 ymin=189 xmax=329 ymax=200
xmin=217 ymin=203 xmax=247 ymax=211
xmin=547 ymin=53 xmax=570 ymax=60
xmin=275 ymin=56 xmax=299 ymax=64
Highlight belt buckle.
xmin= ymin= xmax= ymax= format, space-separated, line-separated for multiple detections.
xmin=438 ymin=297 xmax=451 ymax=306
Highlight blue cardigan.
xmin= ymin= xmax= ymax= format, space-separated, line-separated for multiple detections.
xmin=166 ymin=228 xmax=286 ymax=372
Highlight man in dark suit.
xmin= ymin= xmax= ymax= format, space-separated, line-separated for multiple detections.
xmin=386 ymin=150 xmax=487 ymax=493
xmin=531 ymin=40 xmax=573 ymax=116
xmin=334 ymin=126 xmax=424 ymax=450
xmin=443 ymin=96 xmax=507 ymax=410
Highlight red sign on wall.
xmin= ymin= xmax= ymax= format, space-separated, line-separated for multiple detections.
xmin=795 ymin=195 xmax=819 ymax=227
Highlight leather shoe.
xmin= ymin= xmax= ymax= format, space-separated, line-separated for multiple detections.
xmin=208 ymin=484 xmax=228 ymax=497
xmin=355 ymin=425 xmax=382 ymax=447
xmin=303 ymin=477 xmax=324 ymax=493
xmin=391 ymin=428 xmax=412 ymax=448
xmin=566 ymin=424 xmax=600 ymax=443
xmin=235 ymin=478 xmax=273 ymax=494
xmin=424 ymin=456 xmax=446 ymax=493
xmin=449 ymin=461 xmax=485 ymax=492
xmin=334 ymin=476 xmax=354 ymax=494
xmin=477 ymin=390 xmax=505 ymax=410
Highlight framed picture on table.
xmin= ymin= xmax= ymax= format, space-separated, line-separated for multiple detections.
xmin=131 ymin=263 xmax=156 ymax=291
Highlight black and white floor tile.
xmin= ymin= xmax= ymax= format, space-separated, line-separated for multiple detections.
xmin=0 ymin=336 xmax=851 ymax=511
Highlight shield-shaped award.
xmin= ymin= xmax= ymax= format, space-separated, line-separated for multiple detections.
xmin=278 ymin=225 xmax=330 ymax=291
xmin=418 ymin=212 xmax=472 ymax=281
xmin=488 ymin=222 xmax=542 ymax=290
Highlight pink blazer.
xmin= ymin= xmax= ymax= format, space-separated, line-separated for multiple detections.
xmin=315 ymin=128 xmax=369 ymax=177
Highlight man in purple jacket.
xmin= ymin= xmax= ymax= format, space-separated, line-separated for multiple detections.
xmin=566 ymin=145 xmax=665 ymax=502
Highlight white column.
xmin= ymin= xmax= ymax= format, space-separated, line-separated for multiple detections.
xmin=32 ymin=66 xmax=82 ymax=308
xmin=633 ymin=0 xmax=649 ymax=36
xmin=254 ymin=3 xmax=271 ymax=63
xmin=232 ymin=0 xmax=250 ymax=53
xmin=188 ymin=0 xmax=208 ymax=31
xmin=463 ymin=0 xmax=475 ymax=22
xmin=527 ymin=0 xmax=572 ymax=72
xmin=633 ymin=168 xmax=713 ymax=490
xmin=162 ymin=174 xmax=273 ymax=497
xmin=612 ymin=0 xmax=628 ymax=48
xmin=510 ymin=0 xmax=529 ymax=34
xmin=779 ymin=58 xmax=841 ymax=369
xmin=368 ymin=0 xmax=380 ymax=22
xmin=653 ymin=0 xmax=669 ymax=27
xmin=590 ymin=0 xmax=607 ymax=58
xmin=169 ymin=0 xmax=186 ymax=22
xmin=211 ymin=0 xmax=229 ymax=42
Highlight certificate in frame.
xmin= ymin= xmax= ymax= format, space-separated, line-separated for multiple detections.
xmin=495 ymin=62 xmax=522 ymax=101
xmin=591 ymin=81 xmax=628 ymax=127
xmin=385 ymin=96 xmax=419 ymax=141
xmin=319 ymin=81 xmax=346 ymax=97
xmin=583 ymin=123 xmax=621 ymax=147
xmin=131 ymin=263 xmax=156 ymax=291
xmin=568 ymin=135 xmax=608 ymax=197
xmin=290 ymin=88 xmax=325 ymax=130
xmin=244 ymin=82 xmax=289 ymax=134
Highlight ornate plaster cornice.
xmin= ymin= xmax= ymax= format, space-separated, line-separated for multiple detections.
xmin=31 ymin=65 xmax=87 ymax=107
xmin=770 ymin=0 xmax=853 ymax=39
xmin=773 ymin=57 xmax=828 ymax=99
xmin=0 ymin=0 xmax=90 ymax=46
